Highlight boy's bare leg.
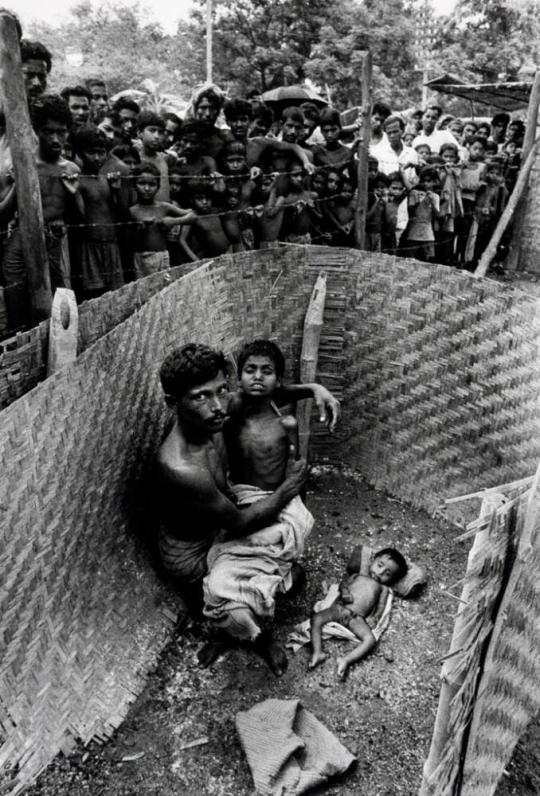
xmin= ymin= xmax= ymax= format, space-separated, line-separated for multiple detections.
xmin=336 ymin=616 xmax=376 ymax=679
xmin=309 ymin=604 xmax=342 ymax=670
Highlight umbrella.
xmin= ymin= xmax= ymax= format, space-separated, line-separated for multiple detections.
xmin=260 ymin=84 xmax=328 ymax=109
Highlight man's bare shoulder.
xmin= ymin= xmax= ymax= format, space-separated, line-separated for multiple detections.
xmin=157 ymin=443 xmax=214 ymax=494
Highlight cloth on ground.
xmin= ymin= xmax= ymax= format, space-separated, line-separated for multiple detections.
xmin=203 ymin=484 xmax=314 ymax=640
xmin=286 ymin=582 xmax=393 ymax=654
xmin=236 ymin=698 xmax=356 ymax=796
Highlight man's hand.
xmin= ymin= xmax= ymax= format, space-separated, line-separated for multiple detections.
xmin=106 ymin=171 xmax=122 ymax=191
xmin=311 ymin=384 xmax=341 ymax=432
xmin=283 ymin=445 xmax=308 ymax=496
xmin=60 ymin=172 xmax=80 ymax=195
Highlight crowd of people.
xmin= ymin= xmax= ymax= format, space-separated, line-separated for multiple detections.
xmin=0 ymin=29 xmax=526 ymax=334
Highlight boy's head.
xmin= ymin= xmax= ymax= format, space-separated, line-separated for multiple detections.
xmin=484 ymin=139 xmax=498 ymax=162
xmin=112 ymin=97 xmax=140 ymax=140
xmin=403 ymin=127 xmax=416 ymax=147
xmin=111 ymin=144 xmax=140 ymax=172
xmin=160 ymin=344 xmax=229 ymax=430
xmin=221 ymin=141 xmax=247 ymax=174
xmin=387 ymin=171 xmax=405 ymax=199
xmin=468 ymin=135 xmax=486 ymax=162
xmin=194 ymin=87 xmax=223 ymax=128
xmin=418 ymin=165 xmax=439 ymax=191
xmin=371 ymin=172 xmax=388 ymax=198
xmin=491 ymin=112 xmax=510 ymax=140
xmin=281 ymin=106 xmax=305 ymax=143
xmin=237 ymin=339 xmax=285 ymax=397
xmin=484 ymin=156 xmax=505 ymax=182
xmin=168 ymin=165 xmax=184 ymax=200
xmin=249 ymin=101 xmax=274 ymax=137
xmin=31 ymin=93 xmax=72 ymax=161
xmin=449 ymin=118 xmax=464 ymax=140
xmin=163 ymin=112 xmax=182 ymax=147
xmin=60 ymin=85 xmax=92 ymax=128
xmin=289 ymin=162 xmax=306 ymax=191
xmin=506 ymin=119 xmax=525 ymax=144
xmin=86 ymin=78 xmax=108 ymax=121
xmin=476 ymin=122 xmax=490 ymax=139
xmin=133 ymin=162 xmax=161 ymax=202
xmin=504 ymin=139 xmax=518 ymax=156
xmin=326 ymin=168 xmax=342 ymax=194
xmin=300 ymin=102 xmax=321 ymax=139
xmin=311 ymin=170 xmax=326 ymax=195
xmin=319 ymin=108 xmax=341 ymax=145
xmin=137 ymin=111 xmax=165 ymax=152
xmin=414 ymin=143 xmax=431 ymax=161
xmin=440 ymin=142 xmax=459 ymax=164
xmin=187 ymin=178 xmax=213 ymax=213
xmin=462 ymin=120 xmax=477 ymax=144
xmin=370 ymin=548 xmax=408 ymax=585
xmin=341 ymin=174 xmax=355 ymax=200
xmin=224 ymin=98 xmax=252 ymax=141
xmin=368 ymin=155 xmax=379 ymax=180
xmin=98 ymin=111 xmax=123 ymax=146
xmin=70 ymin=125 xmax=110 ymax=173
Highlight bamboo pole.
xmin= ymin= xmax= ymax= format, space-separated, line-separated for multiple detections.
xmin=505 ymin=69 xmax=540 ymax=272
xmin=47 ymin=288 xmax=78 ymax=375
xmin=355 ymin=51 xmax=372 ymax=250
xmin=206 ymin=0 xmax=213 ymax=84
xmin=297 ymin=272 xmax=327 ymax=460
xmin=474 ymin=138 xmax=540 ymax=278
xmin=0 ymin=11 xmax=52 ymax=325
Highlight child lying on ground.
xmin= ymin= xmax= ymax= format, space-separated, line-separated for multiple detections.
xmin=309 ymin=546 xmax=408 ymax=678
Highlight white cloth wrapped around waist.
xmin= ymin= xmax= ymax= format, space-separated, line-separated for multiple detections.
xmin=203 ymin=485 xmax=314 ymax=636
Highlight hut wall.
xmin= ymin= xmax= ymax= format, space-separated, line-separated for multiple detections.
xmin=516 ymin=146 xmax=540 ymax=273
xmin=1 ymin=246 xmax=540 ymax=792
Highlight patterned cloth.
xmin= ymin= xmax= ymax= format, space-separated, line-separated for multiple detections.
xmin=203 ymin=484 xmax=314 ymax=641
xmin=133 ymin=249 xmax=170 ymax=279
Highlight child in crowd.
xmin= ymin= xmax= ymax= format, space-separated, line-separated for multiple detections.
xmin=251 ymin=171 xmax=284 ymax=248
xmin=467 ymin=157 xmax=508 ymax=266
xmin=311 ymin=108 xmax=354 ymax=174
xmin=366 ymin=172 xmax=388 ymax=252
xmin=382 ymin=171 xmax=407 ymax=254
xmin=71 ymin=125 xmax=126 ymax=299
xmin=437 ymin=143 xmax=463 ymax=264
xmin=402 ymin=165 xmax=440 ymax=262
xmin=323 ymin=169 xmax=356 ymax=246
xmin=172 ymin=120 xmax=218 ymax=207
xmin=457 ymin=135 xmax=486 ymax=266
xmin=309 ymin=546 xmax=408 ymax=678
xmin=111 ymin=144 xmax=140 ymax=173
xmin=414 ymin=142 xmax=431 ymax=166
xmin=129 ymin=162 xmax=193 ymax=276
xmin=166 ymin=165 xmax=189 ymax=265
xmin=137 ymin=111 xmax=169 ymax=201
xmin=180 ymin=178 xmax=233 ymax=260
xmin=274 ymin=163 xmax=316 ymax=245
xmin=503 ymin=139 xmax=521 ymax=193
xmin=219 ymin=141 xmax=256 ymax=206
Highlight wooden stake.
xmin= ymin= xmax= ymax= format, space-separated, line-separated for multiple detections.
xmin=355 ymin=51 xmax=372 ymax=250
xmin=474 ymin=138 xmax=540 ymax=278
xmin=0 ymin=12 xmax=52 ymax=324
xmin=297 ymin=272 xmax=327 ymax=460
xmin=47 ymin=288 xmax=78 ymax=376
xmin=206 ymin=0 xmax=213 ymax=84
xmin=505 ymin=69 xmax=540 ymax=272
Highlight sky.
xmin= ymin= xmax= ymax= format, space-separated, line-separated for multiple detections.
xmin=14 ymin=0 xmax=457 ymax=35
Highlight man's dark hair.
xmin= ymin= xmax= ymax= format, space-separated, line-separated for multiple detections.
xmin=281 ymin=106 xmax=305 ymax=125
xmin=20 ymin=39 xmax=52 ymax=71
xmin=374 ymin=547 xmax=408 ymax=583
xmin=469 ymin=135 xmax=487 ymax=148
xmin=70 ymin=125 xmax=110 ymax=155
xmin=133 ymin=161 xmax=161 ymax=178
xmin=439 ymin=142 xmax=459 ymax=159
xmin=387 ymin=170 xmax=404 ymax=185
xmin=137 ymin=110 xmax=165 ymax=132
xmin=180 ymin=119 xmax=206 ymax=139
xmin=463 ymin=120 xmax=478 ymax=131
xmin=61 ymin=85 xmax=92 ymax=103
xmin=418 ymin=165 xmax=440 ymax=183
xmin=492 ymin=112 xmax=510 ymax=127
xmin=31 ymin=93 xmax=72 ymax=131
xmin=384 ymin=114 xmax=405 ymax=131
xmin=319 ymin=108 xmax=341 ymax=128
xmin=300 ymin=102 xmax=320 ymax=124
xmin=224 ymin=98 xmax=252 ymax=121
xmin=160 ymin=344 xmax=228 ymax=399
xmin=372 ymin=101 xmax=391 ymax=119
xmin=237 ymin=339 xmax=285 ymax=379
xmin=111 ymin=144 xmax=140 ymax=163
xmin=194 ymin=87 xmax=223 ymax=111
xmin=163 ymin=111 xmax=181 ymax=126
xmin=86 ymin=77 xmax=107 ymax=91
xmin=112 ymin=97 xmax=141 ymax=115
xmin=250 ymin=100 xmax=274 ymax=128
xmin=424 ymin=104 xmax=442 ymax=117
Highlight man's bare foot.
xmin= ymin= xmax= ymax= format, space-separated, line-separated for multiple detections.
xmin=336 ymin=657 xmax=349 ymax=679
xmin=253 ymin=631 xmax=288 ymax=677
xmin=197 ymin=633 xmax=234 ymax=668
xmin=308 ymin=651 xmax=327 ymax=670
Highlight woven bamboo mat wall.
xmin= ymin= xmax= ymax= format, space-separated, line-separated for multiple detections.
xmin=0 ymin=261 xmax=201 ymax=411
xmin=517 ymin=146 xmax=540 ymax=274
xmin=0 ymin=249 xmax=313 ymax=793
xmin=310 ymin=252 xmax=540 ymax=514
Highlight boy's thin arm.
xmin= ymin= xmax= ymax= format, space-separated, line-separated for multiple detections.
xmin=179 ymin=223 xmax=199 ymax=261
xmin=276 ymin=383 xmax=341 ymax=431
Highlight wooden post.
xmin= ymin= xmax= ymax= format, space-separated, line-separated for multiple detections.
xmin=474 ymin=138 xmax=539 ymax=278
xmin=505 ymin=70 xmax=540 ymax=272
xmin=47 ymin=288 xmax=78 ymax=376
xmin=206 ymin=0 xmax=213 ymax=84
xmin=355 ymin=51 xmax=372 ymax=250
xmin=297 ymin=273 xmax=327 ymax=460
xmin=0 ymin=12 xmax=52 ymax=324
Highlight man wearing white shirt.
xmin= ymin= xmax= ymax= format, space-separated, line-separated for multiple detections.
xmin=369 ymin=101 xmax=392 ymax=162
xmin=378 ymin=115 xmax=419 ymax=187
xmin=412 ymin=105 xmax=459 ymax=154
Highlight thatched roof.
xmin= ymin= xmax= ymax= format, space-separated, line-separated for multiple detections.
xmin=426 ymin=73 xmax=532 ymax=111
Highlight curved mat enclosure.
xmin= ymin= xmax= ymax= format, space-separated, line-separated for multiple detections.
xmin=1 ymin=246 xmax=540 ymax=794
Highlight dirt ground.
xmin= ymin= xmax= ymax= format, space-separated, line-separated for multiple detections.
xmin=27 ymin=466 xmax=476 ymax=796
